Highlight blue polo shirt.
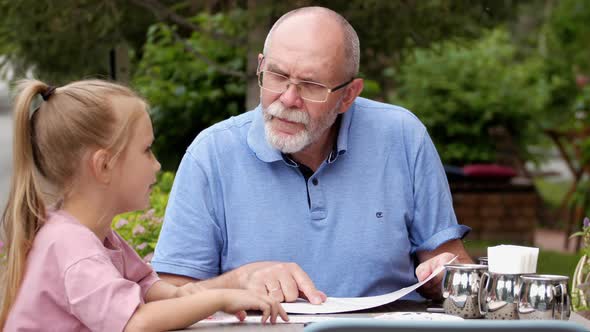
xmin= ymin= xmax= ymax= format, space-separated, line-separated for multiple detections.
xmin=152 ymin=97 xmax=470 ymax=298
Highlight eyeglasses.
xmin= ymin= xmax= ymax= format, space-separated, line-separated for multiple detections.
xmin=257 ymin=70 xmax=353 ymax=103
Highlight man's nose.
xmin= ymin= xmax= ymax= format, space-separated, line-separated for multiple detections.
xmin=279 ymin=84 xmax=304 ymax=109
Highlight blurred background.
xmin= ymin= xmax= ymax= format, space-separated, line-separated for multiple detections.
xmin=1 ymin=0 xmax=590 ymax=277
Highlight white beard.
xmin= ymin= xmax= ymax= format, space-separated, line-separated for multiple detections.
xmin=262 ymin=99 xmax=341 ymax=153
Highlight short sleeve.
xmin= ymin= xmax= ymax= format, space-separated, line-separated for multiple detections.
xmin=151 ymin=150 xmax=223 ymax=280
xmin=64 ymin=255 xmax=142 ymax=332
xmin=408 ymin=132 xmax=470 ymax=253
xmin=112 ymin=232 xmax=160 ymax=298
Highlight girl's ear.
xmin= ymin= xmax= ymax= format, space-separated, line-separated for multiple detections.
xmin=90 ymin=149 xmax=113 ymax=184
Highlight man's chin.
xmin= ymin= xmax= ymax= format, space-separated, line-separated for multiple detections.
xmin=268 ymin=136 xmax=308 ymax=154
xmin=265 ymin=125 xmax=311 ymax=152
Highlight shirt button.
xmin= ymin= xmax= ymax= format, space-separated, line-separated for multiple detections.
xmin=312 ymin=178 xmax=319 ymax=186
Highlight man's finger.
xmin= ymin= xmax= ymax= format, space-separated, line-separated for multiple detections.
xmin=415 ymin=262 xmax=434 ymax=282
xmin=277 ymin=274 xmax=302 ymax=302
xmin=250 ymin=281 xmax=268 ymax=297
xmin=290 ymin=266 xmax=325 ymax=304
xmin=265 ymin=281 xmax=285 ymax=302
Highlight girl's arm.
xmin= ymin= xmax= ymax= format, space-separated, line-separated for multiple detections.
xmin=124 ymin=289 xmax=288 ymax=332
xmin=143 ymin=280 xmax=206 ymax=302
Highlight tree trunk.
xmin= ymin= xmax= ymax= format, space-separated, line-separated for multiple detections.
xmin=245 ymin=0 xmax=272 ymax=111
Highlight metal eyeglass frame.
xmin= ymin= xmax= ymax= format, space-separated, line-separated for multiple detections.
xmin=257 ymin=56 xmax=354 ymax=103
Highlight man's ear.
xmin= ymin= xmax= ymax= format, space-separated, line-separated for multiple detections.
xmin=339 ymin=78 xmax=364 ymax=113
xmin=257 ymin=53 xmax=264 ymax=73
xmin=90 ymin=149 xmax=113 ymax=184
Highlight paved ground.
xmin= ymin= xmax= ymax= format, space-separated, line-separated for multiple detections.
xmin=534 ymin=227 xmax=579 ymax=253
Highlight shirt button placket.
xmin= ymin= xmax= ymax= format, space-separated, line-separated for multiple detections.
xmin=309 ymin=177 xmax=326 ymax=220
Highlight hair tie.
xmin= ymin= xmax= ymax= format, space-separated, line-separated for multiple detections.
xmin=41 ymin=86 xmax=56 ymax=101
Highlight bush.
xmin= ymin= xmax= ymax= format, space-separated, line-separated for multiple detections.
xmin=133 ymin=10 xmax=247 ymax=170
xmin=393 ymin=29 xmax=550 ymax=165
xmin=112 ymin=171 xmax=175 ymax=259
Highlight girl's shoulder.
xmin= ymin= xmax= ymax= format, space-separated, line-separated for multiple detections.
xmin=31 ymin=211 xmax=108 ymax=270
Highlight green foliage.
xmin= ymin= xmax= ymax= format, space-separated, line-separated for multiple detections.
xmin=536 ymin=250 xmax=582 ymax=278
xmin=570 ymin=180 xmax=590 ymax=220
xmin=0 ymin=0 xmax=155 ymax=83
xmin=394 ymin=29 xmax=550 ymax=165
xmin=360 ymin=79 xmax=382 ymax=101
xmin=570 ymin=217 xmax=590 ymax=311
xmin=537 ymin=0 xmax=590 ymax=129
xmin=547 ymin=0 xmax=590 ymax=73
xmin=319 ymin=0 xmax=520 ymax=100
xmin=133 ymin=10 xmax=247 ymax=170
xmin=112 ymin=171 xmax=175 ymax=258
xmin=534 ymin=178 xmax=572 ymax=210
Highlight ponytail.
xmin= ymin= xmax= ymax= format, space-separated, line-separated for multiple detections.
xmin=0 ymin=80 xmax=50 ymax=327
xmin=0 ymin=78 xmax=145 ymax=327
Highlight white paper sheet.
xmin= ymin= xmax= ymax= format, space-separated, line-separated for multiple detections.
xmin=282 ymin=256 xmax=457 ymax=314
xmin=487 ymin=245 xmax=538 ymax=274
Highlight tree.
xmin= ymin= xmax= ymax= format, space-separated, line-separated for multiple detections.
xmin=0 ymin=0 xmax=239 ymax=83
xmin=133 ymin=11 xmax=248 ymax=170
xmin=0 ymin=0 xmax=526 ymax=169
xmin=0 ymin=0 xmax=158 ymax=83
xmin=317 ymin=0 xmax=522 ymax=99
xmin=394 ymin=29 xmax=549 ymax=165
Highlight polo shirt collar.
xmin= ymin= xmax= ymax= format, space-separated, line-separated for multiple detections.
xmin=247 ymin=102 xmax=355 ymax=164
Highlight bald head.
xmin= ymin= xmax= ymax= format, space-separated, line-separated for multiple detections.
xmin=263 ymin=7 xmax=360 ymax=80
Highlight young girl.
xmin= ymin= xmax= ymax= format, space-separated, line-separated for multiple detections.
xmin=0 ymin=79 xmax=288 ymax=331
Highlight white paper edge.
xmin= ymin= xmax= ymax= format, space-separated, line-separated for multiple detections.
xmin=282 ymin=255 xmax=458 ymax=314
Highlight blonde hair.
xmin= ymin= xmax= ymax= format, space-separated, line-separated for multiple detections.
xmin=0 ymin=79 xmax=146 ymax=327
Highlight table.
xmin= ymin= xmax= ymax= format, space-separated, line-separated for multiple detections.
xmin=177 ymin=301 xmax=590 ymax=331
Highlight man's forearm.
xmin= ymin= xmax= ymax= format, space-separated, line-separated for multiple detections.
xmin=158 ymin=261 xmax=283 ymax=291
xmin=417 ymin=239 xmax=473 ymax=264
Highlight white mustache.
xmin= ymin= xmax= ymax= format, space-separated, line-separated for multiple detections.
xmin=264 ymin=101 xmax=310 ymax=125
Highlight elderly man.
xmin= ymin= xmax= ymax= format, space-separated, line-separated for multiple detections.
xmin=152 ymin=6 xmax=472 ymax=303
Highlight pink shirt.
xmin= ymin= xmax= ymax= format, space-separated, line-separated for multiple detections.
xmin=5 ymin=210 xmax=160 ymax=331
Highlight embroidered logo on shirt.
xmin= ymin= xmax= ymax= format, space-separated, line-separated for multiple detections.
xmin=376 ymin=212 xmax=383 ymax=218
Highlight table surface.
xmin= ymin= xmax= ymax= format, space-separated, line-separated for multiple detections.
xmin=176 ymin=301 xmax=590 ymax=331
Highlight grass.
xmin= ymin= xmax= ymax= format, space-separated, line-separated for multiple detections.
xmin=464 ymin=240 xmax=582 ymax=279
xmin=533 ymin=178 xmax=572 ymax=209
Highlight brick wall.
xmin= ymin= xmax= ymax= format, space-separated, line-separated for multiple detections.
xmin=451 ymin=181 xmax=539 ymax=245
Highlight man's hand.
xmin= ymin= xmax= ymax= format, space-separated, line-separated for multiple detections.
xmin=415 ymin=239 xmax=473 ymax=300
xmin=415 ymin=252 xmax=456 ymax=300
xmin=236 ymin=261 xmax=327 ymax=304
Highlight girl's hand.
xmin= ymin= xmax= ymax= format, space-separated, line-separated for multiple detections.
xmin=219 ymin=290 xmax=289 ymax=324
